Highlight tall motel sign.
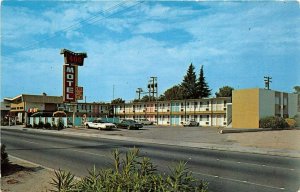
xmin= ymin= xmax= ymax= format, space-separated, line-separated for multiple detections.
xmin=61 ymin=49 xmax=87 ymax=127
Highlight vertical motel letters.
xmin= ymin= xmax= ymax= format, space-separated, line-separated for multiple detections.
xmin=64 ymin=65 xmax=76 ymax=102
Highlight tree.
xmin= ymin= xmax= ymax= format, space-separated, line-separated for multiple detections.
xmin=197 ymin=65 xmax=211 ymax=98
xmin=181 ymin=63 xmax=198 ymax=99
xmin=111 ymin=98 xmax=125 ymax=104
xmin=215 ymin=86 xmax=234 ymax=97
xmin=293 ymin=86 xmax=300 ymax=94
xmin=140 ymin=95 xmax=156 ymax=102
xmin=161 ymin=85 xmax=184 ymax=100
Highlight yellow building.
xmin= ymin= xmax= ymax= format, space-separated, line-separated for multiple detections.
xmin=232 ymin=88 xmax=298 ymax=128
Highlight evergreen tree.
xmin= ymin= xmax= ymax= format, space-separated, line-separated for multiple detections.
xmin=197 ymin=65 xmax=211 ymax=98
xmin=181 ymin=63 xmax=198 ymax=99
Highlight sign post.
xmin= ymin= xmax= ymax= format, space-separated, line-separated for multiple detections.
xmin=61 ymin=49 xmax=87 ymax=128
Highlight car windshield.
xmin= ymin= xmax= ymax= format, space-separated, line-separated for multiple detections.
xmin=125 ymin=120 xmax=136 ymax=123
xmin=94 ymin=119 xmax=108 ymax=123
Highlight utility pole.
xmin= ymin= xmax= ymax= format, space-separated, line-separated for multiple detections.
xmin=136 ymin=88 xmax=143 ymax=100
xmin=264 ymin=76 xmax=272 ymax=90
xmin=148 ymin=77 xmax=157 ymax=101
xmin=113 ymin=84 xmax=115 ymax=100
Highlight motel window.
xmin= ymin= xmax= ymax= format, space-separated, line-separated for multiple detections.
xmin=200 ymin=102 xmax=203 ymax=107
xmin=200 ymin=115 xmax=202 ymax=121
xmin=206 ymin=115 xmax=209 ymax=121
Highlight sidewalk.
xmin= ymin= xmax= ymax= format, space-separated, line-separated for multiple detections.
xmin=2 ymin=125 xmax=300 ymax=158
xmin=1 ymin=155 xmax=54 ymax=192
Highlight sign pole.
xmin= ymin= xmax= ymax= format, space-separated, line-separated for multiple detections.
xmin=61 ymin=49 xmax=87 ymax=129
xmin=72 ymin=104 xmax=76 ymax=128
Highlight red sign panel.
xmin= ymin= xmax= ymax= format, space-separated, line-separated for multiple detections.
xmin=63 ymin=65 xmax=76 ymax=102
xmin=65 ymin=52 xmax=85 ymax=66
xmin=75 ymin=86 xmax=83 ymax=100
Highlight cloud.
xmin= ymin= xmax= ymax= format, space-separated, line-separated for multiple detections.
xmin=135 ymin=21 xmax=169 ymax=34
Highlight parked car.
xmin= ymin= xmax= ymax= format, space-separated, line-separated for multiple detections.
xmin=84 ymin=119 xmax=116 ymax=130
xmin=183 ymin=120 xmax=199 ymax=127
xmin=116 ymin=119 xmax=143 ymax=130
xmin=137 ymin=118 xmax=153 ymax=125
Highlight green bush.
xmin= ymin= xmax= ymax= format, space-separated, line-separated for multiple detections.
xmin=25 ymin=123 xmax=32 ymax=128
xmin=33 ymin=123 xmax=38 ymax=128
xmin=57 ymin=120 xmax=64 ymax=130
xmin=51 ymin=148 xmax=208 ymax=192
xmin=44 ymin=122 xmax=52 ymax=129
xmin=259 ymin=116 xmax=289 ymax=129
xmin=52 ymin=123 xmax=57 ymax=130
xmin=38 ymin=121 xmax=45 ymax=129
xmin=1 ymin=144 xmax=9 ymax=172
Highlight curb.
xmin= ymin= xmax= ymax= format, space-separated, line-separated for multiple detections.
xmin=2 ymin=126 xmax=300 ymax=158
xmin=220 ymin=128 xmax=273 ymax=134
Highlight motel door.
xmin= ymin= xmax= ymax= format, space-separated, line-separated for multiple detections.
xmin=171 ymin=115 xmax=180 ymax=125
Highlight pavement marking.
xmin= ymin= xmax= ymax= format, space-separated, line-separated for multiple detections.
xmin=16 ymin=138 xmax=109 ymax=158
xmin=216 ymin=158 xmax=296 ymax=171
xmin=193 ymin=171 xmax=285 ymax=190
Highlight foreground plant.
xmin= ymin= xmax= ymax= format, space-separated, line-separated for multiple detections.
xmin=51 ymin=148 xmax=208 ymax=192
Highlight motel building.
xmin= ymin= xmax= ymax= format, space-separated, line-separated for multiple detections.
xmin=232 ymin=88 xmax=298 ymax=128
xmin=3 ymin=94 xmax=63 ymax=123
xmin=2 ymin=88 xmax=298 ymax=128
xmin=113 ymin=97 xmax=232 ymax=127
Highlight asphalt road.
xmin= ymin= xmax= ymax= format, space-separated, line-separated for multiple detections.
xmin=2 ymin=129 xmax=300 ymax=192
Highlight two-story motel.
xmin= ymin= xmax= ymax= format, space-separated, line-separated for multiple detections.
xmin=113 ymin=97 xmax=231 ymax=127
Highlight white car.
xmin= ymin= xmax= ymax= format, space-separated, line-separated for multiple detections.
xmin=84 ymin=119 xmax=116 ymax=130
xmin=137 ymin=118 xmax=154 ymax=125
xmin=183 ymin=120 xmax=199 ymax=127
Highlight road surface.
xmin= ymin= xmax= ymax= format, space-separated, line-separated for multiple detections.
xmin=2 ymin=129 xmax=300 ymax=192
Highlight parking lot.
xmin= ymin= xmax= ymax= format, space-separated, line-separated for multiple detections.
xmin=68 ymin=125 xmax=300 ymax=152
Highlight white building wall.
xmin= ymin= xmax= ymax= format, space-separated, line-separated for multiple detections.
xmin=288 ymin=94 xmax=298 ymax=118
xmin=259 ymin=89 xmax=275 ymax=118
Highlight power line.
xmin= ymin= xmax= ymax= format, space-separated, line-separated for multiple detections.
xmin=17 ymin=1 xmax=143 ymax=51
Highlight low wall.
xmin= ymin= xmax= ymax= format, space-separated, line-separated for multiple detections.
xmin=28 ymin=117 xmax=67 ymax=127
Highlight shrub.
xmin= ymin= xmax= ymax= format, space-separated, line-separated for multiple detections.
xmin=259 ymin=116 xmax=289 ymax=129
xmin=51 ymin=148 xmax=208 ymax=192
xmin=38 ymin=121 xmax=45 ymax=129
xmin=44 ymin=122 xmax=52 ymax=129
xmin=52 ymin=123 xmax=57 ymax=130
xmin=1 ymin=144 xmax=9 ymax=172
xmin=285 ymin=118 xmax=296 ymax=128
xmin=25 ymin=123 xmax=32 ymax=128
xmin=57 ymin=120 xmax=64 ymax=130
xmin=33 ymin=123 xmax=38 ymax=128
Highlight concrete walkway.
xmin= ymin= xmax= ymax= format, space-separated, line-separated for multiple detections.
xmin=2 ymin=125 xmax=300 ymax=158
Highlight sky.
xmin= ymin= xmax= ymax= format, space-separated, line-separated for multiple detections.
xmin=1 ymin=1 xmax=300 ymax=102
